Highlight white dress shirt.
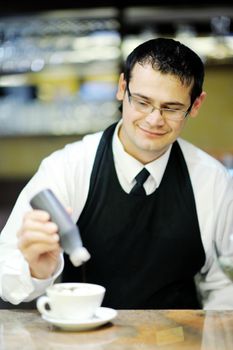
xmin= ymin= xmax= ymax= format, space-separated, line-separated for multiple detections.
xmin=0 ymin=121 xmax=233 ymax=309
xmin=113 ymin=122 xmax=171 ymax=195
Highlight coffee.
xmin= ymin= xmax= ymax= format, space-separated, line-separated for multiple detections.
xmin=52 ymin=284 xmax=96 ymax=295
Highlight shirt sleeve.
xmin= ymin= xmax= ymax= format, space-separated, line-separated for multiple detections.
xmin=0 ymin=155 xmax=66 ymax=304
xmin=0 ymin=148 xmax=71 ymax=303
xmin=198 ymin=172 xmax=233 ymax=310
xmin=0 ymin=249 xmax=64 ymax=304
xmin=0 ymin=134 xmax=98 ymax=305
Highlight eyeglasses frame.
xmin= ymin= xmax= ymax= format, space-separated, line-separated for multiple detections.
xmin=126 ymin=85 xmax=192 ymax=121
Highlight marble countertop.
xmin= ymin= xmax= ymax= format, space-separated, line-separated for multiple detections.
xmin=0 ymin=309 xmax=233 ymax=349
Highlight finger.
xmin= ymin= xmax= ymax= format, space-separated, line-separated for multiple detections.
xmin=23 ymin=209 xmax=52 ymax=223
xmin=17 ymin=220 xmax=58 ymax=239
xmin=22 ymin=218 xmax=57 ymax=234
xmin=18 ymin=230 xmax=60 ymax=250
xmin=23 ymin=243 xmax=61 ymax=263
xmin=66 ymin=207 xmax=73 ymax=215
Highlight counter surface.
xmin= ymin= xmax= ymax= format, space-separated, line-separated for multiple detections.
xmin=0 ymin=310 xmax=233 ymax=350
xmin=0 ymin=309 xmax=233 ymax=349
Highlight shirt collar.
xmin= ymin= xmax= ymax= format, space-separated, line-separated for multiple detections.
xmin=112 ymin=121 xmax=172 ymax=187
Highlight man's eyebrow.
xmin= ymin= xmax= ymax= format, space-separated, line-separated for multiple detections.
xmin=131 ymin=92 xmax=153 ymax=101
xmin=162 ymin=102 xmax=186 ymax=107
xmin=131 ymin=92 xmax=186 ymax=107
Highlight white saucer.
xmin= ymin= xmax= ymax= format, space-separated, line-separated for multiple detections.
xmin=42 ymin=307 xmax=117 ymax=331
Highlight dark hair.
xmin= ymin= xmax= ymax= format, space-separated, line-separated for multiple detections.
xmin=123 ymin=38 xmax=205 ymax=106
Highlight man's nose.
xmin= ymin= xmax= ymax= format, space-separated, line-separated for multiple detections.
xmin=145 ymin=107 xmax=165 ymax=125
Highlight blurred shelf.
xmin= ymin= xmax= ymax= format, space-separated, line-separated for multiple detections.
xmin=123 ymin=6 xmax=233 ymax=23
xmin=0 ymin=6 xmax=233 ymax=139
xmin=0 ymin=9 xmax=121 ymax=75
xmin=0 ymin=98 xmax=120 ymax=137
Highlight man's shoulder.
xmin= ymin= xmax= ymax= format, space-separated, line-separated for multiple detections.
xmin=66 ymin=130 xmax=103 ymax=152
xmin=177 ymin=138 xmax=232 ymax=189
xmin=177 ymin=138 xmax=226 ymax=172
xmin=40 ymin=130 xmax=103 ymax=168
xmin=177 ymin=138 xmax=233 ymax=205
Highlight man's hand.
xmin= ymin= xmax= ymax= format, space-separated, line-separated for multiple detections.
xmin=17 ymin=209 xmax=61 ymax=279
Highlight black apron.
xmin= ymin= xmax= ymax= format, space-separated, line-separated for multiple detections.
xmin=62 ymin=123 xmax=205 ymax=309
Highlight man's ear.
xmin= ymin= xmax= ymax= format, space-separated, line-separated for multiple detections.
xmin=116 ymin=73 xmax=127 ymax=101
xmin=189 ymin=91 xmax=207 ymax=118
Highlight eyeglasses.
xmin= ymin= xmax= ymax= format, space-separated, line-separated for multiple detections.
xmin=126 ymin=86 xmax=191 ymax=121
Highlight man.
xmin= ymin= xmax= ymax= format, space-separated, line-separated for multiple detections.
xmin=0 ymin=38 xmax=233 ymax=309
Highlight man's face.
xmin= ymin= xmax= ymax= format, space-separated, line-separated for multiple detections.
xmin=116 ymin=63 xmax=197 ymax=164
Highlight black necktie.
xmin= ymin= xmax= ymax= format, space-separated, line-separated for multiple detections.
xmin=130 ymin=168 xmax=150 ymax=195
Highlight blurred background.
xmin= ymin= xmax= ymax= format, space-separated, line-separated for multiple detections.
xmin=0 ymin=0 xmax=233 ymax=230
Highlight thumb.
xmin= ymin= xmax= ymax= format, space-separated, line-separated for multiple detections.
xmin=66 ymin=207 xmax=73 ymax=215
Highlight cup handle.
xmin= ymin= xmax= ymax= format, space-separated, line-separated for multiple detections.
xmin=37 ymin=296 xmax=52 ymax=317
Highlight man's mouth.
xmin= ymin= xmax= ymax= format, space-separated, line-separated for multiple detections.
xmin=138 ymin=125 xmax=167 ymax=136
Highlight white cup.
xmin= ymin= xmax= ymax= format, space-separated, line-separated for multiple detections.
xmin=36 ymin=283 xmax=106 ymax=321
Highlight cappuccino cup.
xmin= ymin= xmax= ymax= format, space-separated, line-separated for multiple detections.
xmin=37 ymin=282 xmax=105 ymax=321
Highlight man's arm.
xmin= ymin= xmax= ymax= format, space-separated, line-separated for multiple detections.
xmin=0 ymin=178 xmax=65 ymax=304
xmin=0 ymin=147 xmax=70 ymax=304
xmin=198 ymin=175 xmax=233 ymax=310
